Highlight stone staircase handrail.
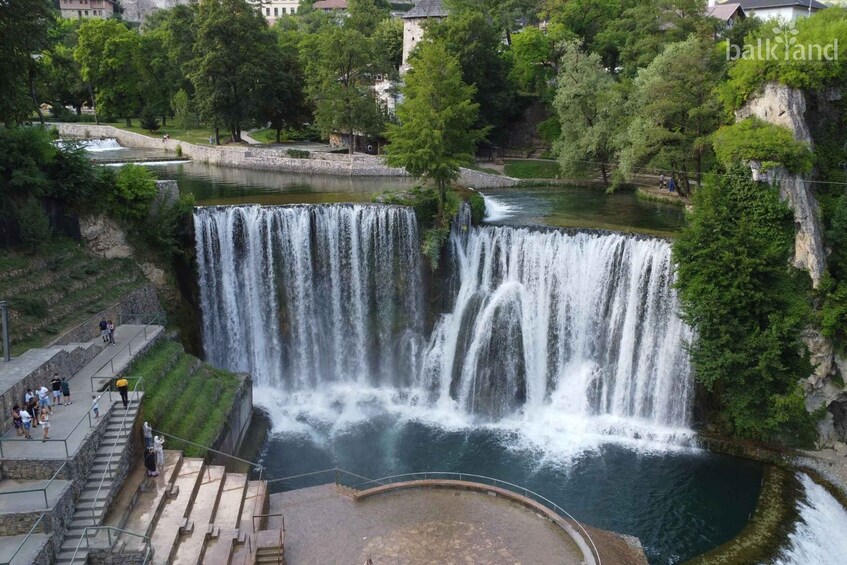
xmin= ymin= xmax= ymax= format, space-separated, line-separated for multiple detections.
xmin=150 ymin=428 xmax=265 ymax=479
xmin=0 ymin=512 xmax=46 ymax=565
xmin=87 ymin=378 xmax=145 ymax=524
xmin=251 ymin=512 xmax=285 ymax=535
xmin=88 ymin=311 xmax=164 ymax=393
xmin=0 ymin=461 xmax=67 ymax=509
xmin=68 ymin=525 xmax=152 ymax=565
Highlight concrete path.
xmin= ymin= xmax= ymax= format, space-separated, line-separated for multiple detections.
xmin=240 ymin=131 xmax=263 ymax=145
xmin=0 ymin=533 xmax=49 ymax=565
xmin=0 ymin=324 xmax=162 ymax=460
xmin=0 ymin=479 xmax=71 ymax=513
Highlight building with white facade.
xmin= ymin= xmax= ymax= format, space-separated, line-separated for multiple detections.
xmin=721 ymin=0 xmax=827 ymax=21
xmin=58 ymin=0 xmax=115 ymax=19
xmin=255 ymin=0 xmax=301 ymax=25
xmin=400 ymin=0 xmax=448 ymax=73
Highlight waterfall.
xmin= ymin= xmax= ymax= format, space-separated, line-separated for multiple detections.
xmin=774 ymin=473 xmax=847 ymax=565
xmin=74 ymin=138 xmax=124 ymax=152
xmin=195 ymin=204 xmax=693 ymax=447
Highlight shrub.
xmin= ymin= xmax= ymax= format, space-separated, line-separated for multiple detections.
xmin=139 ymin=106 xmax=161 ymax=133
xmin=468 ymin=192 xmax=486 ymax=224
xmin=11 ymin=296 xmax=48 ymax=318
xmin=16 ymin=197 xmax=51 ymax=249
xmin=712 ymin=118 xmax=813 ymax=173
xmin=112 ymin=165 xmax=157 ymax=220
xmin=286 ymin=149 xmax=310 ymax=159
xmin=175 ymin=144 xmax=183 ymax=157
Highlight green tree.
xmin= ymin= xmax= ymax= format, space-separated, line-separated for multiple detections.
xmin=553 ymin=41 xmax=624 ymax=185
xmin=673 ymin=164 xmax=815 ymax=444
xmin=427 ymin=10 xmax=516 ymax=142
xmin=542 ymin=0 xmax=626 ymax=71
xmin=386 ymin=40 xmax=486 ymax=205
xmin=190 ymin=0 xmax=276 ymax=143
xmin=111 ymin=165 xmax=158 ymax=220
xmin=509 ymin=24 xmax=569 ymax=97
xmin=139 ymin=106 xmax=161 ymax=133
xmin=17 ymin=197 xmax=51 ymax=250
xmin=618 ymin=36 xmax=724 ymax=194
xmin=712 ymin=118 xmax=813 ymax=174
xmin=301 ymin=24 xmax=382 ymax=153
xmin=448 ymin=0 xmax=540 ymax=44
xmin=0 ymin=0 xmax=55 ymax=125
xmin=171 ymin=89 xmax=193 ymax=131
xmin=254 ymin=40 xmax=309 ymax=144
xmin=372 ymin=17 xmax=404 ymax=75
xmin=346 ymin=0 xmax=390 ymax=36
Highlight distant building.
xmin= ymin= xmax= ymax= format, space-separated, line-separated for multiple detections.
xmin=706 ymin=2 xmax=747 ymax=28
xmin=400 ymin=0 xmax=448 ymax=73
xmin=313 ymin=0 xmax=347 ymax=12
xmin=720 ymin=0 xmax=827 ymax=21
xmin=254 ymin=0 xmax=301 ymax=24
xmin=58 ymin=0 xmax=115 ymax=19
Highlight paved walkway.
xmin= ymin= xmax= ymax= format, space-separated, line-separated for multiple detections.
xmin=0 ymin=324 xmax=162 ymax=460
xmin=0 ymin=479 xmax=71 ymax=513
xmin=270 ymin=484 xmax=584 ymax=564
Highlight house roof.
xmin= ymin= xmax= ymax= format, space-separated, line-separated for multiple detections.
xmin=735 ymin=0 xmax=827 ymax=11
xmin=707 ymin=3 xmax=746 ymax=21
xmin=401 ymin=0 xmax=448 ymax=19
xmin=313 ymin=0 xmax=347 ymax=9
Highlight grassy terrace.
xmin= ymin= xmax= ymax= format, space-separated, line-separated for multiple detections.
xmin=503 ymin=159 xmax=561 ymax=179
xmin=97 ymin=121 xmax=219 ymax=144
xmin=0 ymin=239 xmax=148 ymax=355
xmin=126 ymin=340 xmax=242 ymax=457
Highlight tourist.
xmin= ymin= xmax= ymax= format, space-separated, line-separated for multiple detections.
xmin=40 ymin=411 xmax=50 ymax=442
xmin=143 ymin=421 xmax=153 ymax=449
xmin=154 ymin=435 xmax=165 ymax=469
xmin=99 ymin=318 xmax=109 ymax=342
xmin=24 ymin=388 xmax=35 ymax=407
xmin=144 ymin=448 xmax=159 ymax=477
xmin=51 ymin=374 xmax=62 ymax=406
xmin=107 ymin=320 xmax=116 ymax=345
xmin=209 ymin=135 xmax=214 ymax=145
xmin=668 ymin=177 xmax=676 ymax=193
xmin=12 ymin=405 xmax=23 ymax=437
xmin=60 ymin=377 xmax=72 ymax=405
xmin=37 ymin=385 xmax=53 ymax=415
xmin=659 ymin=174 xmax=666 ymax=189
xmin=19 ymin=408 xmax=33 ymax=439
xmin=116 ymin=376 xmax=129 ymax=408
xmin=26 ymin=392 xmax=39 ymax=428
xmin=92 ymin=394 xmax=100 ymax=419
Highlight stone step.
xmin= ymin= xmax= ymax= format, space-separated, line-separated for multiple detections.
xmin=171 ymin=465 xmax=227 ymax=565
xmin=201 ymin=528 xmax=241 ymax=565
xmin=79 ymin=482 xmax=112 ymax=501
xmin=238 ymin=480 xmax=267 ymax=534
xmin=212 ymin=472 xmax=248 ymax=528
xmin=56 ymin=552 xmax=89 ymax=565
xmin=149 ymin=458 xmax=206 ymax=565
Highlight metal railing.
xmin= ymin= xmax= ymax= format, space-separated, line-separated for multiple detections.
xmin=50 ymin=289 xmax=160 ymax=346
xmin=69 ymin=525 xmax=152 ymax=565
xmin=88 ymin=378 xmax=145 ymax=523
xmin=0 ymin=513 xmax=45 ymax=565
xmin=150 ymin=429 xmax=265 ymax=479
xmin=89 ymin=311 xmax=164 ymax=394
xmin=0 ymin=462 xmax=67 ymax=509
xmin=0 ymin=394 xmax=101 ymax=459
xmin=265 ymin=468 xmax=601 ymax=565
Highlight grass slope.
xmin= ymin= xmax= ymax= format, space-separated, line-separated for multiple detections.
xmin=503 ymin=159 xmax=561 ymax=179
xmin=127 ymin=340 xmax=242 ymax=458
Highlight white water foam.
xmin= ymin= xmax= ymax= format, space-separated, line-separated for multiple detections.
xmin=104 ymin=160 xmax=189 ymax=167
xmin=773 ymin=473 xmax=847 ymax=565
xmin=482 ymin=193 xmax=518 ymax=222
xmin=75 ymin=138 xmax=125 ymax=152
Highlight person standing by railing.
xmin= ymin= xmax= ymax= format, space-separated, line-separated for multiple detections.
xmin=116 ymin=377 xmax=129 ymax=408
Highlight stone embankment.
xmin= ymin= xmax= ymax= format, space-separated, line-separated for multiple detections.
xmin=52 ymin=123 xmax=519 ymax=189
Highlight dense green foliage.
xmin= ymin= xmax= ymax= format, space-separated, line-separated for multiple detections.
xmin=674 ymin=165 xmax=815 ymax=444
xmin=713 ymin=118 xmax=813 ymax=173
xmin=386 ymin=40 xmax=485 ymax=203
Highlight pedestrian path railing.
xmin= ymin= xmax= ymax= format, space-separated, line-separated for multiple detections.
xmin=0 ymin=513 xmax=45 ymax=565
xmin=150 ymin=428 xmax=266 ymax=479
xmin=0 ymin=393 xmax=101 ymax=459
xmin=0 ymin=461 xmax=67 ymax=509
xmin=265 ymin=468 xmax=602 ymax=565
xmin=89 ymin=311 xmax=164 ymax=394
xmin=88 ymin=378 xmax=145 ymax=523
xmin=69 ymin=525 xmax=152 ymax=565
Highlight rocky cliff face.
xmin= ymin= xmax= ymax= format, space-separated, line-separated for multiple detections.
xmin=738 ymin=82 xmax=847 ymax=444
xmin=737 ymin=83 xmax=826 ymax=288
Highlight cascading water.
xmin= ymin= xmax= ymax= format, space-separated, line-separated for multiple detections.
xmin=195 ymin=203 xmax=693 ymax=451
xmin=76 ymin=138 xmax=125 ymax=152
xmin=773 ymin=473 xmax=847 ymax=565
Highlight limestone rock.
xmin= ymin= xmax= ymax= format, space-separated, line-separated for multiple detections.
xmin=140 ymin=262 xmax=166 ymax=287
xmin=803 ymin=327 xmax=834 ymax=387
xmin=79 ymin=215 xmax=133 ymax=259
xmin=736 ymin=82 xmax=813 ymax=145
xmin=834 ymin=442 xmax=847 ymax=457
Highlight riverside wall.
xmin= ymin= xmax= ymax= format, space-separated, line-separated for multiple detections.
xmin=51 ymin=123 xmax=519 ymax=189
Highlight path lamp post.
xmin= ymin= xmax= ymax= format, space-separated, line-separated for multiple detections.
xmin=0 ymin=300 xmax=10 ymax=361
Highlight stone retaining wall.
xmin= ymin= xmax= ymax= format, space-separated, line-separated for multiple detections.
xmin=51 ymin=123 xmax=518 ymax=189
xmin=52 ymin=284 xmax=162 ymax=346
xmin=0 ymin=481 xmax=73 ymax=539
xmin=0 ymin=343 xmax=103 ymax=435
xmin=210 ymin=373 xmax=253 ymax=463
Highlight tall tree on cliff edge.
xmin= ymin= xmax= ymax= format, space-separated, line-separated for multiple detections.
xmin=0 ymin=0 xmax=54 ymax=125
xmin=190 ymin=0 xmax=275 ymax=143
xmin=385 ymin=40 xmax=486 ymax=207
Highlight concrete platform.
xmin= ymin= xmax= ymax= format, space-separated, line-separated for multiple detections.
xmin=0 ymin=532 xmax=49 ymax=565
xmin=270 ymin=484 xmax=586 ymax=564
xmin=0 ymin=479 xmax=71 ymax=513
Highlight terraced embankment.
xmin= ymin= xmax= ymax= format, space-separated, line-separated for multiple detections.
xmin=0 ymin=240 xmax=148 ymax=355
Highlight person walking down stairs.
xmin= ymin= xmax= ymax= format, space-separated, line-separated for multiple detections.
xmin=116 ymin=377 xmax=129 ymax=408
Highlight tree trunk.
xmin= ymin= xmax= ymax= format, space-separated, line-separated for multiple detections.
xmin=88 ymin=83 xmax=98 ymax=125
xmin=125 ymin=117 xmax=132 ymax=127
xmin=276 ymin=128 xmax=282 ymax=144
xmin=600 ymin=164 xmax=609 ymax=186
xmin=162 ymin=115 xmax=167 ymax=128
xmin=75 ymin=105 xmax=81 ymax=116
xmin=214 ymin=126 xmax=220 ymax=145
xmin=29 ymin=74 xmax=44 ymax=126
xmin=348 ymin=130 xmax=354 ymax=155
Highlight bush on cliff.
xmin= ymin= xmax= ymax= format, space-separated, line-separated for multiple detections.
xmin=673 ymin=163 xmax=816 ymax=445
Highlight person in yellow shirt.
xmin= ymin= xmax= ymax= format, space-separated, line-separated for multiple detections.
xmin=115 ymin=377 xmax=129 ymax=408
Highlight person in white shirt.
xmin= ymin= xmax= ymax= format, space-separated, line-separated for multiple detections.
xmin=19 ymin=409 xmax=33 ymax=439
xmin=37 ymin=386 xmax=52 ymax=414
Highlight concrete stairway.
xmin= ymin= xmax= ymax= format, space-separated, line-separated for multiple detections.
xmin=56 ymin=400 xmax=141 ymax=564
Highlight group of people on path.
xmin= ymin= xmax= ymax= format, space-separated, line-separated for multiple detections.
xmin=99 ymin=318 xmax=117 ymax=345
xmin=143 ymin=421 xmax=166 ymax=477
xmin=658 ymin=174 xmax=678 ymax=193
xmin=11 ymin=374 xmax=71 ymax=441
